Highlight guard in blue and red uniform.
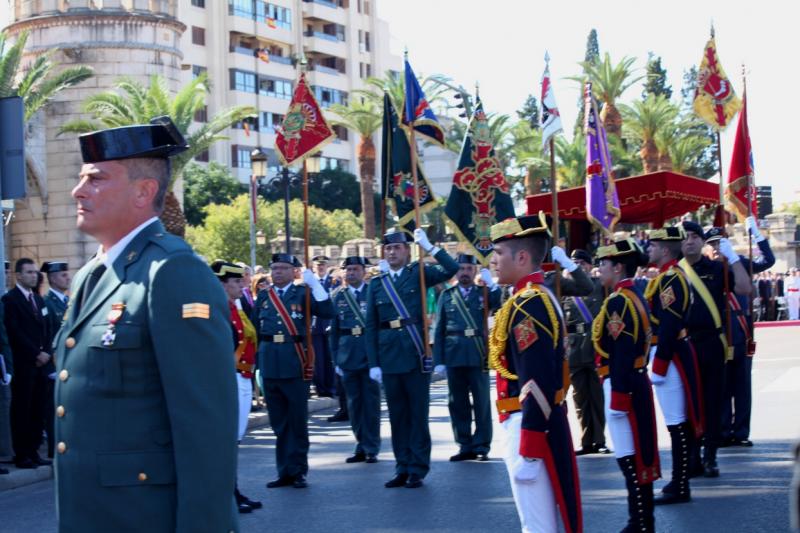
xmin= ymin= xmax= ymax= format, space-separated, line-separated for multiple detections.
xmin=645 ymin=226 xmax=704 ymax=505
xmin=704 ymin=216 xmax=774 ymax=448
xmin=593 ymin=238 xmax=660 ymax=533
xmin=488 ymin=213 xmax=582 ymax=533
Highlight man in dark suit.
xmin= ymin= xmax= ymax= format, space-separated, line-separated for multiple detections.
xmin=0 ymin=299 xmax=12 ymax=474
xmin=2 ymin=258 xmax=53 ymax=469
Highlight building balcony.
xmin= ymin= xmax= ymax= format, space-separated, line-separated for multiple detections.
xmin=302 ymin=34 xmax=347 ymax=60
xmin=301 ymin=0 xmax=346 ymax=25
xmin=229 ymin=15 xmax=293 ymax=45
xmin=306 ymin=69 xmax=349 ymax=91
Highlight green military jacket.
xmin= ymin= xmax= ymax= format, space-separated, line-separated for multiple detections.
xmin=44 ymin=290 xmax=68 ymax=347
xmin=433 ymin=284 xmax=502 ymax=368
xmin=329 ymin=284 xmax=369 ymax=371
xmin=365 ymin=249 xmax=459 ymax=374
xmin=255 ymin=283 xmax=334 ymax=379
xmin=53 ymin=220 xmax=239 ymax=533
xmin=563 ymin=275 xmax=605 ymax=368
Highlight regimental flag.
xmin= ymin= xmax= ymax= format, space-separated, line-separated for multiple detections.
xmin=382 ymin=93 xmax=436 ymax=232
xmin=444 ymin=96 xmax=515 ymax=266
xmin=584 ymin=82 xmax=620 ymax=235
xmin=693 ymin=35 xmax=742 ymax=130
xmin=540 ymin=53 xmax=563 ymax=154
xmin=275 ymin=72 xmax=335 ymax=166
xmin=256 ymin=48 xmax=270 ymax=64
xmin=726 ymin=92 xmax=757 ymax=221
xmin=402 ymin=58 xmax=445 ymax=147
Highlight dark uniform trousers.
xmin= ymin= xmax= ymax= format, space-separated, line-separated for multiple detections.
xmin=445 ymin=366 xmax=491 ymax=454
xmin=257 ymin=283 xmax=334 ymax=479
xmin=365 ymin=250 xmax=459 ymax=478
xmin=570 ymin=363 xmax=606 ymax=449
xmin=341 ymin=369 xmax=381 ymax=455
xmin=722 ymin=342 xmax=751 ymax=441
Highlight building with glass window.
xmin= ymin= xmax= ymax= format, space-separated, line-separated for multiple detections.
xmin=181 ymin=0 xmax=401 ymax=182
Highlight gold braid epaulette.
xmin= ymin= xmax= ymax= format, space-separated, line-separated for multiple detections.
xmin=591 ymin=296 xmax=611 ymax=359
xmin=488 ymin=284 xmax=558 ymax=380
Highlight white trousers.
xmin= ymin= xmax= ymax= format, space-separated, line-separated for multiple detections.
xmin=502 ymin=412 xmax=558 ymax=533
xmin=649 ymin=358 xmax=687 ymax=425
xmin=788 ymin=293 xmax=800 ymax=320
xmin=237 ymin=374 xmax=252 ymax=441
xmin=603 ymin=379 xmax=635 ymax=458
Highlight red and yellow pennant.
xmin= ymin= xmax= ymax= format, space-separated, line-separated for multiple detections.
xmin=275 ymin=72 xmax=335 ymax=166
xmin=693 ymin=35 xmax=741 ymax=130
xmin=726 ymin=92 xmax=757 ymax=221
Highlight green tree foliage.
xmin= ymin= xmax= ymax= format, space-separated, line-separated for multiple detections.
xmin=642 ymin=53 xmax=672 ymax=100
xmin=678 ymin=66 xmax=717 ymax=179
xmin=187 ymin=196 xmax=363 ymax=265
xmin=259 ymin=167 xmax=363 ymax=215
xmin=182 ymin=162 xmax=245 ymax=226
xmin=575 ymin=29 xmax=601 ymax=132
xmin=516 ymin=94 xmax=540 ymax=129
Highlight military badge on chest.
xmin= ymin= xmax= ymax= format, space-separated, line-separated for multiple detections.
xmin=102 ymin=302 xmax=126 ymax=347
xmin=291 ymin=304 xmax=303 ymax=320
xmin=513 ymin=317 xmax=538 ymax=351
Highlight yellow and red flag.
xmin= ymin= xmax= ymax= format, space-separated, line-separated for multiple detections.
xmin=275 ymin=73 xmax=335 ymax=166
xmin=726 ymin=92 xmax=757 ymax=221
xmin=266 ymin=18 xmax=277 ymax=29
xmin=256 ymin=48 xmax=270 ymax=64
xmin=243 ymin=121 xmax=251 ymax=137
xmin=693 ymin=35 xmax=741 ymax=130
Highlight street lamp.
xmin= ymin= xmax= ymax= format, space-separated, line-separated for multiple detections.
xmin=256 ymin=229 xmax=266 ymax=246
xmin=250 ymin=148 xmax=268 ymax=268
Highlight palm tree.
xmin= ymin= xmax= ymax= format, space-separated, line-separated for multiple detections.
xmin=554 ymin=134 xmax=587 ymax=189
xmin=506 ymin=121 xmax=548 ymax=194
xmin=359 ymin=70 xmax=452 ymax=114
xmin=569 ymin=53 xmax=643 ymax=139
xmin=447 ymin=111 xmax=516 ymax=170
xmin=668 ymin=134 xmax=712 ymax=174
xmin=59 ymin=74 xmax=256 ymax=236
xmin=328 ymin=98 xmax=382 ymax=239
xmin=0 ymin=30 xmax=94 ymax=204
xmin=620 ymin=95 xmax=679 ymax=173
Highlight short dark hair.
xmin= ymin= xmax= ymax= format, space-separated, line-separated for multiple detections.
xmin=124 ymin=158 xmax=170 ymax=214
xmin=15 ymin=258 xmax=35 ymax=273
xmin=662 ymin=241 xmax=683 ymax=260
xmin=505 ymin=236 xmax=549 ymax=269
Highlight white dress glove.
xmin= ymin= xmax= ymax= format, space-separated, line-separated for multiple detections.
xmin=378 ymin=259 xmax=390 ymax=273
xmin=551 ymin=246 xmax=578 ymax=272
xmin=718 ymin=238 xmax=741 ymax=264
xmin=609 ymin=408 xmax=628 ymax=419
xmin=434 ymin=364 xmax=446 ymax=376
xmin=745 ymin=216 xmax=765 ymax=242
xmin=335 ymin=366 xmax=344 ymax=377
xmin=369 ymin=366 xmax=383 ymax=383
xmin=512 ymin=457 xmax=541 ymax=483
xmin=302 ymin=269 xmax=329 ymax=301
xmin=2 ymin=372 xmax=11 ymax=386
xmin=479 ymin=268 xmax=497 ymax=289
xmin=413 ymin=228 xmax=434 ymax=253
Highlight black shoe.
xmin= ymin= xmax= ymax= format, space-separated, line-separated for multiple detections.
xmin=346 ymin=453 xmax=366 ymax=463
xmin=240 ymin=494 xmax=262 ymax=509
xmin=317 ymin=392 xmax=334 ymax=398
xmin=0 ymin=467 xmax=8 ymax=475
xmin=14 ymin=458 xmax=37 ymax=469
xmin=736 ymin=439 xmax=753 ymax=447
xmin=476 ymin=453 xmax=489 ymax=462
xmin=266 ymin=476 xmax=295 ymax=488
xmin=702 ymin=462 xmax=720 ymax=478
xmin=327 ymin=410 xmax=349 ymax=422
xmin=32 ymin=457 xmax=52 ymax=466
xmin=654 ymin=490 xmax=691 ymax=505
xmin=596 ymin=445 xmax=611 ymax=454
xmin=237 ymin=502 xmax=253 ymax=514
xmin=575 ymin=446 xmax=596 ymax=456
xmin=365 ymin=454 xmax=378 ymax=464
xmin=384 ymin=473 xmax=408 ymax=488
xmin=719 ymin=436 xmax=735 ymax=448
xmin=404 ymin=473 xmax=423 ymax=488
xmin=449 ymin=451 xmax=478 ymax=462
xmin=292 ymin=474 xmax=308 ymax=488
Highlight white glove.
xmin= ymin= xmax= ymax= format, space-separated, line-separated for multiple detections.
xmin=378 ymin=259 xmax=390 ymax=273
xmin=1 ymin=372 xmax=10 ymax=386
xmin=302 ymin=269 xmax=329 ymax=301
xmin=335 ymin=366 xmax=344 ymax=377
xmin=551 ymin=246 xmax=578 ymax=272
xmin=369 ymin=366 xmax=382 ymax=383
xmin=479 ymin=268 xmax=496 ymax=289
xmin=745 ymin=216 xmax=765 ymax=242
xmin=413 ymin=228 xmax=433 ymax=253
xmin=434 ymin=364 xmax=447 ymax=376
xmin=718 ymin=238 xmax=741 ymax=264
xmin=511 ymin=457 xmax=541 ymax=483
xmin=609 ymin=408 xmax=628 ymax=419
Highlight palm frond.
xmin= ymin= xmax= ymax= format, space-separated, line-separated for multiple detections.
xmin=0 ymin=30 xmax=28 ymax=97
xmin=57 ymin=119 xmax=104 ymax=135
xmin=24 ymin=65 xmax=94 ymax=119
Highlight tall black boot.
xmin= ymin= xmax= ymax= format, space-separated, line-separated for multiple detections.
xmin=688 ymin=431 xmax=704 ymax=478
xmin=617 ymin=455 xmax=655 ymax=533
xmin=655 ymin=422 xmax=692 ymax=505
xmin=703 ymin=442 xmax=720 ymax=477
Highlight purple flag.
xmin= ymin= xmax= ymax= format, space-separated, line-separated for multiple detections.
xmin=584 ymin=82 xmax=620 ymax=235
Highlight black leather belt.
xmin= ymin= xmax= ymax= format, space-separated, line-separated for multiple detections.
xmin=380 ymin=318 xmax=419 ymax=329
xmin=447 ymin=329 xmax=479 ymax=337
xmin=339 ymin=326 xmax=364 ymax=336
xmin=260 ymin=334 xmax=304 ymax=343
xmin=566 ymin=323 xmax=589 ymax=334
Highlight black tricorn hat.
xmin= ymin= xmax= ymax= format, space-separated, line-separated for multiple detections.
xmin=570 ymin=249 xmax=593 ymax=264
xmin=41 ymin=261 xmax=69 ymax=274
xmin=342 ymin=256 xmax=371 ymax=267
xmin=456 ymin=253 xmax=478 ymax=265
xmin=79 ymin=115 xmax=189 ymax=163
xmin=271 ymin=253 xmax=301 ymax=267
xmin=211 ymin=260 xmax=244 ymax=281
xmin=383 ymin=228 xmax=413 ymax=245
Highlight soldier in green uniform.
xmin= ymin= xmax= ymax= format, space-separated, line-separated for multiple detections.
xmin=562 ymin=250 xmax=609 ymax=455
xmin=41 ymin=261 xmax=71 ymax=459
xmin=433 ymin=253 xmax=501 ymax=461
xmin=365 ymin=228 xmax=459 ymax=489
xmin=257 ymin=253 xmax=334 ymax=489
xmin=329 ymin=256 xmax=381 ymax=463
xmin=55 ymin=117 xmax=239 ymax=533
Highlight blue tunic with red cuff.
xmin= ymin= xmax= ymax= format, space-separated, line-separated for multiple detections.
xmin=645 ymin=260 xmax=705 ymax=437
xmin=593 ymin=279 xmax=661 ymax=485
xmin=490 ymin=272 xmax=582 ymax=533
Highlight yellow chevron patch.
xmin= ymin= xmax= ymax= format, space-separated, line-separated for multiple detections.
xmin=182 ymin=303 xmax=210 ymax=319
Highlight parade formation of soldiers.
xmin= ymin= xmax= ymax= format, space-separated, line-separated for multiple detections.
xmin=26 ymin=117 xmax=775 ymax=533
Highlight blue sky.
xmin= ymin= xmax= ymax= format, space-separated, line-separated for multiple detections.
xmin=378 ymin=0 xmax=798 ymax=209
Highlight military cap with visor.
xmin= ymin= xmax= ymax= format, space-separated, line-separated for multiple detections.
xmin=79 ymin=115 xmax=189 ymax=163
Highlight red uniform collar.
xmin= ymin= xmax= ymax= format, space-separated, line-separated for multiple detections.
xmin=659 ymin=259 xmax=679 ymax=273
xmin=614 ymin=278 xmax=634 ymax=291
xmin=514 ymin=271 xmax=545 ymax=294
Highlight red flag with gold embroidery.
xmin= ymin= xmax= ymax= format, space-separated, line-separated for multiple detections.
xmin=693 ymin=34 xmax=741 ymax=130
xmin=275 ymin=73 xmax=335 ymax=166
xmin=725 ymin=92 xmax=757 ymax=221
